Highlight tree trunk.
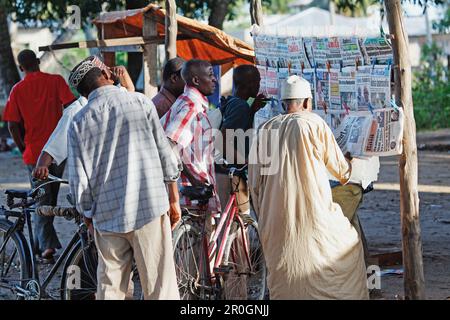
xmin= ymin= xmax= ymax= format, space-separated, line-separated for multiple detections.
xmin=165 ymin=0 xmax=177 ymax=61
xmin=208 ymin=0 xmax=232 ymax=29
xmin=250 ymin=0 xmax=264 ymax=26
xmin=0 ymin=9 xmax=20 ymax=103
xmin=385 ymin=0 xmax=425 ymax=300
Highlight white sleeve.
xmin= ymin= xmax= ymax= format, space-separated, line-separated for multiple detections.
xmin=42 ymin=99 xmax=85 ymax=165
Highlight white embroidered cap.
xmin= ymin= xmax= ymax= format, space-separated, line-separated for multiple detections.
xmin=280 ymin=75 xmax=312 ymax=100
xmin=68 ymin=56 xmax=108 ymax=89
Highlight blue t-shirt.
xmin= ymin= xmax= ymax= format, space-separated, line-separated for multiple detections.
xmin=219 ymin=96 xmax=253 ymax=165
xmin=220 ymin=96 xmax=253 ymax=131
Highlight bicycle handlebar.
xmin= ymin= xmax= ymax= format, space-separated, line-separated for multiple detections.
xmin=29 ymin=175 xmax=69 ymax=199
xmin=217 ymin=158 xmax=248 ymax=177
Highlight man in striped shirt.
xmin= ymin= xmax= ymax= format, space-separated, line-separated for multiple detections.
xmin=161 ymin=59 xmax=221 ymax=216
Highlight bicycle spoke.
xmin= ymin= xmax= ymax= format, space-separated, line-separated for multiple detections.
xmin=2 ymin=247 xmax=18 ymax=278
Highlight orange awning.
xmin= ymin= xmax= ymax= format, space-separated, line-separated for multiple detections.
xmin=93 ymin=4 xmax=255 ymax=73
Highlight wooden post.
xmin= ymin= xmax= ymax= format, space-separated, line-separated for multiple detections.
xmin=385 ymin=0 xmax=425 ymax=300
xmin=98 ymin=25 xmax=116 ymax=67
xmin=165 ymin=0 xmax=177 ymax=61
xmin=143 ymin=12 xmax=159 ymax=97
xmin=250 ymin=0 xmax=263 ymax=26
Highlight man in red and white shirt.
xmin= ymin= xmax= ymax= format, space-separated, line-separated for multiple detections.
xmin=161 ymin=59 xmax=220 ymax=215
xmin=3 ymin=49 xmax=76 ymax=261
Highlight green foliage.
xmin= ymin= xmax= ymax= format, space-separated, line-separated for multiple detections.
xmin=0 ymin=0 xmax=125 ymax=29
xmin=175 ymin=0 xmax=274 ymax=24
xmin=334 ymin=0 xmax=378 ymax=17
xmin=432 ymin=6 xmax=450 ymax=33
xmin=412 ymin=43 xmax=450 ymax=130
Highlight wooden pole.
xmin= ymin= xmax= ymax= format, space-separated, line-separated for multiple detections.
xmin=165 ymin=0 xmax=177 ymax=61
xmin=98 ymin=26 xmax=115 ymax=67
xmin=250 ymin=0 xmax=263 ymax=26
xmin=385 ymin=0 xmax=425 ymax=300
xmin=143 ymin=12 xmax=159 ymax=97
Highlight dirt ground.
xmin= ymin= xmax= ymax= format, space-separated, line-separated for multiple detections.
xmin=0 ymin=147 xmax=449 ymax=300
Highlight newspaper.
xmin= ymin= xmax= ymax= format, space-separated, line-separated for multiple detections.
xmin=335 ymin=113 xmax=373 ymax=155
xmin=315 ymin=68 xmax=330 ymax=111
xmin=339 ymin=67 xmax=357 ymax=112
xmin=334 ymin=108 xmax=403 ymax=156
xmin=301 ymin=68 xmax=316 ymax=109
xmin=340 ymin=37 xmax=364 ymax=67
xmin=277 ymin=68 xmax=289 ymax=99
xmin=265 ymin=67 xmax=279 ymax=97
xmin=312 ymin=38 xmax=328 ymax=68
xmin=266 ymin=35 xmax=279 ymax=68
xmin=256 ymin=65 xmax=267 ymax=95
xmin=276 ymin=36 xmax=289 ymax=68
xmin=370 ymin=64 xmax=391 ymax=109
xmin=329 ymin=69 xmax=341 ymax=110
xmin=362 ymin=37 xmax=393 ymax=65
xmin=253 ymin=34 xmax=268 ymax=66
xmin=364 ymin=108 xmax=404 ymax=156
xmin=327 ymin=37 xmax=342 ymax=69
xmin=253 ymin=99 xmax=284 ymax=130
xmin=356 ymin=65 xmax=372 ymax=111
xmin=287 ymin=36 xmax=311 ymax=69
xmin=303 ymin=37 xmax=315 ymax=69
xmin=328 ymin=111 xmax=348 ymax=134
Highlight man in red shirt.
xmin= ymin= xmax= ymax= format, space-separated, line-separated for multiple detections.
xmin=3 ymin=49 xmax=76 ymax=261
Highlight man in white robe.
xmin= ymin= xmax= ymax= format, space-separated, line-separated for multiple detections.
xmin=248 ymin=75 xmax=369 ymax=300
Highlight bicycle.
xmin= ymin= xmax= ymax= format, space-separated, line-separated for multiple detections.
xmin=172 ymin=164 xmax=267 ymax=300
xmin=0 ymin=174 xmax=143 ymax=300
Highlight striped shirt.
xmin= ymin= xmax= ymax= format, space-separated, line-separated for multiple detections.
xmin=68 ymin=85 xmax=180 ymax=233
xmin=161 ymin=86 xmax=221 ymax=214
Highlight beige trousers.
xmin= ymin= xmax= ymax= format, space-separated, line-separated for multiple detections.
xmin=331 ymin=184 xmax=369 ymax=263
xmin=94 ymin=214 xmax=180 ymax=300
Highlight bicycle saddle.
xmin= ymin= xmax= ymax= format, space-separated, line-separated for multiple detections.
xmin=180 ymin=185 xmax=214 ymax=202
xmin=5 ymin=189 xmax=28 ymax=199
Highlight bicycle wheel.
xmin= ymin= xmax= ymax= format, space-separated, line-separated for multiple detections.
xmin=60 ymin=239 xmax=143 ymax=300
xmin=172 ymin=217 xmax=203 ymax=300
xmin=221 ymin=219 xmax=267 ymax=300
xmin=0 ymin=219 xmax=32 ymax=300
xmin=60 ymin=239 xmax=98 ymax=300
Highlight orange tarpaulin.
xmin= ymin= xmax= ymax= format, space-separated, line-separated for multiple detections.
xmin=93 ymin=4 xmax=255 ymax=73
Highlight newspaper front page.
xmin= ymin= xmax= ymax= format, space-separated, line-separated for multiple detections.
xmin=339 ymin=67 xmax=357 ymax=112
xmin=370 ymin=64 xmax=391 ymax=109
xmin=315 ymin=69 xmax=330 ymax=111
xmin=329 ymin=69 xmax=341 ymax=110
xmin=356 ymin=65 xmax=372 ymax=111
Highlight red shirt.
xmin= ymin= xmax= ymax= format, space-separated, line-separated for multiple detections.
xmin=3 ymin=71 xmax=75 ymax=165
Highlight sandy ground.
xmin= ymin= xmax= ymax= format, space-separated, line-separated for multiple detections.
xmin=0 ymin=148 xmax=449 ymax=300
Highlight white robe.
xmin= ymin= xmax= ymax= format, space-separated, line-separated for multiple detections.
xmin=249 ymin=111 xmax=369 ymax=300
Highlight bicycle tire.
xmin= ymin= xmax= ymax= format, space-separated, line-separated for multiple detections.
xmin=221 ymin=219 xmax=267 ymax=300
xmin=60 ymin=238 xmax=143 ymax=300
xmin=60 ymin=238 xmax=98 ymax=300
xmin=0 ymin=218 xmax=33 ymax=300
xmin=172 ymin=217 xmax=204 ymax=300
